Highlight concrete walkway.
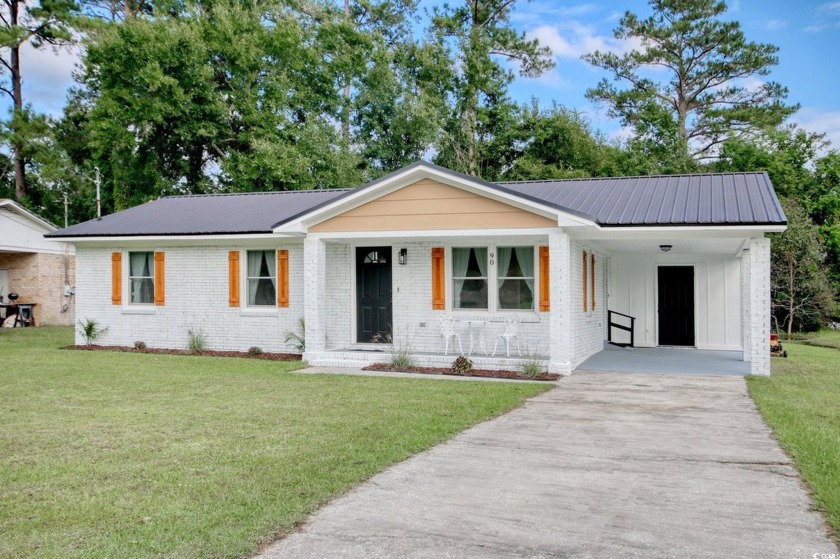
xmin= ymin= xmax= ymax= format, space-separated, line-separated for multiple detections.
xmin=256 ymin=372 xmax=837 ymax=558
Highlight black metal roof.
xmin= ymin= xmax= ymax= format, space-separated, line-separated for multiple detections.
xmin=46 ymin=189 xmax=348 ymax=237
xmin=495 ymin=171 xmax=786 ymax=227
xmin=47 ymin=163 xmax=785 ymax=238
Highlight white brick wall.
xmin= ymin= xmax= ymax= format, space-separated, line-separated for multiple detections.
xmin=748 ymin=237 xmax=771 ymax=375
xmin=324 ymin=243 xmax=351 ymax=350
xmin=741 ymin=250 xmax=751 ymax=363
xmin=569 ymin=242 xmax=607 ymax=368
xmin=75 ymin=244 xmax=305 ymax=352
xmin=312 ymin=240 xmax=551 ymax=359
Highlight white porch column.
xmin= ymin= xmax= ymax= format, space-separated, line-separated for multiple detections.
xmin=548 ymin=230 xmax=573 ymax=375
xmin=303 ymin=236 xmax=327 ymax=360
xmin=740 ymin=248 xmax=751 ymax=363
xmin=748 ymin=237 xmax=771 ymax=375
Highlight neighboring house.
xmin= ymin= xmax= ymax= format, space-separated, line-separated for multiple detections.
xmin=47 ymin=162 xmax=785 ymax=375
xmin=1 ymin=199 xmax=75 ymax=325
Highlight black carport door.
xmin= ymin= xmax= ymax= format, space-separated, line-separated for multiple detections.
xmin=356 ymin=247 xmax=392 ymax=343
xmin=657 ymin=266 xmax=695 ymax=346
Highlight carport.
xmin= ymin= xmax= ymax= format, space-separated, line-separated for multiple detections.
xmin=576 ymin=343 xmax=750 ymax=376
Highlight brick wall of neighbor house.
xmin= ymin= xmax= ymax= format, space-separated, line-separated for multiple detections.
xmin=0 ymin=251 xmax=75 ymax=325
xmin=320 ymin=241 xmax=551 ymax=356
xmin=74 ymin=245 xmax=304 ymax=352
xmin=570 ymin=242 xmax=606 ymax=368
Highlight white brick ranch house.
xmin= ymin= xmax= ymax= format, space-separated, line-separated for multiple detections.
xmin=48 ymin=161 xmax=786 ymax=375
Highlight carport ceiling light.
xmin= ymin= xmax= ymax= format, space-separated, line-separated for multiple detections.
xmin=659 ymin=244 xmax=672 ymax=253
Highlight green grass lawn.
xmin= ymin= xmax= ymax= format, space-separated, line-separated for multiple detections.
xmin=0 ymin=327 xmax=550 ymax=559
xmin=748 ymin=332 xmax=840 ymax=537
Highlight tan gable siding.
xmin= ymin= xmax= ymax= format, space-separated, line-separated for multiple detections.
xmin=310 ymin=179 xmax=556 ymax=232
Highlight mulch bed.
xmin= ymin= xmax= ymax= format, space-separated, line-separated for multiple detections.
xmin=64 ymin=345 xmax=301 ymax=361
xmin=363 ymin=363 xmax=560 ymax=381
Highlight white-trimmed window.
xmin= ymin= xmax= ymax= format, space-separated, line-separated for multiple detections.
xmin=452 ymin=247 xmax=489 ymax=309
xmin=128 ymin=251 xmax=154 ymax=304
xmin=246 ymin=250 xmax=276 ymax=306
xmin=498 ymin=247 xmax=535 ymax=310
xmin=451 ymin=245 xmax=535 ymax=311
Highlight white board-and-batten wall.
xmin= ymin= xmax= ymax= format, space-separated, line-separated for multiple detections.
xmin=608 ymin=253 xmax=742 ymax=350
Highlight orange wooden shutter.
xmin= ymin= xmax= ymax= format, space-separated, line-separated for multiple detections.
xmin=582 ymin=250 xmax=588 ymax=312
xmin=590 ymin=253 xmax=596 ymax=311
xmin=539 ymin=246 xmax=550 ymax=311
xmin=111 ymin=252 xmax=122 ymax=305
xmin=277 ymin=249 xmax=289 ymax=307
xmin=154 ymin=252 xmax=165 ymax=306
xmin=228 ymin=251 xmax=240 ymax=307
xmin=431 ymin=247 xmax=445 ymax=310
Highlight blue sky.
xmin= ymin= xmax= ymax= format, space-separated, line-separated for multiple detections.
xmin=11 ymin=0 xmax=840 ymax=150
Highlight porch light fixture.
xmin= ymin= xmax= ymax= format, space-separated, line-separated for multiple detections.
xmin=399 ymin=248 xmax=408 ymax=265
xmin=659 ymin=244 xmax=672 ymax=253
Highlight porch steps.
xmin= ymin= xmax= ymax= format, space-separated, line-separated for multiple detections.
xmin=307 ymin=350 xmax=548 ymax=372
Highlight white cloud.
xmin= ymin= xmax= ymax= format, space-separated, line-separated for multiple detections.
xmin=511 ymin=2 xmax=600 ymax=24
xmin=793 ymin=108 xmax=840 ymax=152
xmin=805 ymin=23 xmax=828 ymax=33
xmin=527 ymin=68 xmax=571 ymax=90
xmin=527 ymin=22 xmax=638 ymax=61
xmin=0 ymin=43 xmax=81 ymax=116
xmin=761 ymin=19 xmax=788 ymax=30
xmin=818 ymin=1 xmax=840 ymax=13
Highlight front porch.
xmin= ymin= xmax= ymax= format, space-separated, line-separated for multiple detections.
xmin=577 ymin=343 xmax=750 ymax=376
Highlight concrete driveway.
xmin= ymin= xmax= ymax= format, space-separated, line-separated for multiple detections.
xmin=256 ymin=372 xmax=837 ymax=558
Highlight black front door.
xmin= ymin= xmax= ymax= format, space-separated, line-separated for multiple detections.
xmin=657 ymin=266 xmax=695 ymax=346
xmin=356 ymin=247 xmax=392 ymax=343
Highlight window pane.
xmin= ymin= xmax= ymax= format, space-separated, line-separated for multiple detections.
xmin=498 ymin=247 xmax=534 ymax=278
xmin=131 ymin=278 xmax=154 ymax=304
xmin=128 ymin=252 xmax=154 ymax=304
xmin=455 ymin=278 xmax=488 ymax=309
xmin=453 ymin=247 xmax=488 ymax=309
xmin=499 ymin=279 xmax=534 ymax=310
xmin=248 ymin=278 xmax=277 ymax=306
xmin=247 ymin=250 xmax=277 ymax=306
xmin=129 ymin=252 xmax=152 ymax=277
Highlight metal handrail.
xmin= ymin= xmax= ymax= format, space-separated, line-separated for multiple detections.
xmin=607 ymin=310 xmax=635 ymax=348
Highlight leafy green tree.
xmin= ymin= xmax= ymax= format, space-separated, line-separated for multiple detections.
xmin=771 ymin=200 xmax=836 ymax=339
xmin=352 ymin=42 xmax=444 ymax=173
xmin=717 ymin=125 xmax=824 ymax=198
xmin=811 ymin=152 xmax=840 ymax=285
xmin=74 ymin=0 xmax=374 ymax=212
xmin=717 ymin=125 xmax=840 ymax=290
xmin=582 ymin=0 xmax=796 ymax=166
xmin=0 ymin=0 xmax=81 ymax=199
xmin=430 ymin=0 xmax=553 ymax=178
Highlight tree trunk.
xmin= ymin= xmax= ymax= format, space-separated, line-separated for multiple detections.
xmin=465 ymin=104 xmax=476 ymax=176
xmin=341 ymin=0 xmax=351 ymax=143
xmin=787 ymin=264 xmax=794 ymax=341
xmin=10 ymin=0 xmax=26 ymax=200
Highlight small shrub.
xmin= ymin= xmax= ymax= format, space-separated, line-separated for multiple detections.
xmin=186 ymin=328 xmax=207 ymax=354
xmin=518 ymin=343 xmax=547 ymax=378
xmin=283 ymin=317 xmax=305 ymax=352
xmin=134 ymin=341 xmax=147 ymax=351
xmin=382 ymin=327 xmax=416 ymax=371
xmin=247 ymin=346 xmax=263 ymax=356
xmin=518 ymin=359 xmax=545 ymax=378
xmin=78 ymin=318 xmax=108 ymax=346
xmin=451 ymin=355 xmax=474 ymax=375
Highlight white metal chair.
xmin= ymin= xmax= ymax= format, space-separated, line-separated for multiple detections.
xmin=492 ymin=315 xmax=522 ymax=357
xmin=437 ymin=314 xmax=463 ymax=356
